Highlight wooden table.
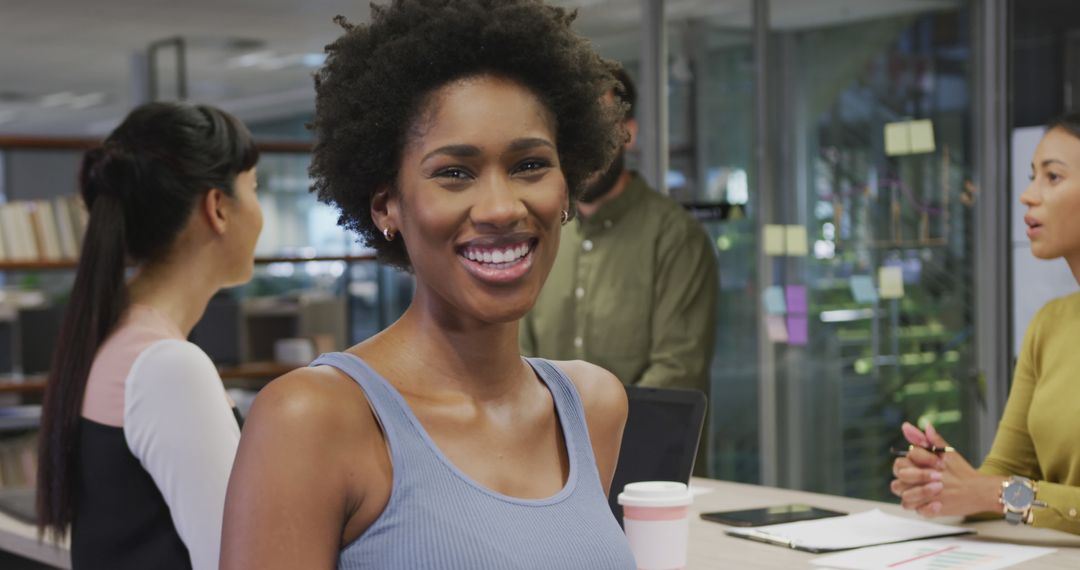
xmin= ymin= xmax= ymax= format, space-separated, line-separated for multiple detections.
xmin=0 ymin=508 xmax=68 ymax=569
xmin=687 ymin=477 xmax=1080 ymax=569
xmin=4 ymin=477 xmax=1080 ymax=569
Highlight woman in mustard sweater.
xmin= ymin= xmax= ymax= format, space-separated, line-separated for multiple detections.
xmin=890 ymin=113 xmax=1080 ymax=534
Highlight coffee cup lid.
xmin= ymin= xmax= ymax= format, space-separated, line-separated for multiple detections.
xmin=617 ymin=481 xmax=693 ymax=508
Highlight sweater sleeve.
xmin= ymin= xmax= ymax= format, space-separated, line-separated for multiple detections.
xmin=977 ymin=300 xmax=1080 ymax=533
xmin=123 ymin=339 xmax=241 ymax=570
xmin=978 ymin=304 xmax=1042 ymax=481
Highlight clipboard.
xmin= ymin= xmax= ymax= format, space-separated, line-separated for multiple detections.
xmin=724 ymin=509 xmax=974 ymax=553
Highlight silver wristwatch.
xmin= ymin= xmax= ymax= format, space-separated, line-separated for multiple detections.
xmin=1000 ymin=476 xmax=1047 ymax=525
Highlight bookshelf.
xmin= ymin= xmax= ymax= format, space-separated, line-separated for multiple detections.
xmin=0 ymin=135 xmax=409 ymax=401
xmin=0 ymin=361 xmax=300 ymax=395
xmin=0 ymin=255 xmax=376 ymax=272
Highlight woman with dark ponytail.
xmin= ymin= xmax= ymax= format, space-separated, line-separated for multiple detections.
xmin=37 ymin=101 xmax=261 ymax=569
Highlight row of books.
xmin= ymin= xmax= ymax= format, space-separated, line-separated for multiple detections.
xmin=0 ymin=195 xmax=88 ymax=263
xmin=0 ymin=431 xmax=36 ymax=490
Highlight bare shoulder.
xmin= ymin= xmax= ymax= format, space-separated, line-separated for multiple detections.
xmin=245 ymin=364 xmax=378 ymax=445
xmin=548 ymin=360 xmax=628 ymax=423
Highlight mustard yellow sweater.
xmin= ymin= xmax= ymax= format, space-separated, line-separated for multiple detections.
xmin=979 ymin=291 xmax=1080 ymax=533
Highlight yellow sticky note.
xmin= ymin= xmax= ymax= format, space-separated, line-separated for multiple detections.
xmin=764 ymin=225 xmax=785 ymax=256
xmin=884 ymin=121 xmax=910 ymax=156
xmin=785 ymin=225 xmax=808 ymax=256
xmin=879 ymin=266 xmax=905 ymax=299
xmin=909 ymin=119 xmax=935 ymax=154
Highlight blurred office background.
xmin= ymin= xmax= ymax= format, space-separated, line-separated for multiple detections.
xmin=0 ymin=0 xmax=1078 ymax=504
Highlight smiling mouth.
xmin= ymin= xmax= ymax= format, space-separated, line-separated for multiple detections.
xmin=458 ymin=239 xmax=536 ymax=266
xmin=456 ymin=238 xmax=538 ymax=283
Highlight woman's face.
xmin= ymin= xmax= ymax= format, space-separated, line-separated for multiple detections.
xmin=1021 ymin=127 xmax=1080 ymax=263
xmin=380 ymin=75 xmax=567 ymax=324
xmin=222 ymin=167 xmax=263 ymax=285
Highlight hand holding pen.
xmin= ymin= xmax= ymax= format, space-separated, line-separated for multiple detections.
xmin=891 ymin=444 xmax=955 ymax=458
xmin=889 ymin=422 xmax=1003 ymax=518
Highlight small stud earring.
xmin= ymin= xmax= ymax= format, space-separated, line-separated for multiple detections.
xmin=383 ymin=227 xmax=395 ymax=241
xmin=560 ymin=210 xmax=569 ymax=225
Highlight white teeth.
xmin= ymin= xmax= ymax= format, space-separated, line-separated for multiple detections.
xmin=462 ymin=243 xmax=531 ymax=264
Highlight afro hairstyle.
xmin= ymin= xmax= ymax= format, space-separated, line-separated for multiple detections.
xmin=309 ymin=0 xmax=627 ymax=269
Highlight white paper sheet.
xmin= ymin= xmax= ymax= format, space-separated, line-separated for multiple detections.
xmin=811 ymin=538 xmax=1055 ymax=569
xmin=726 ymin=509 xmax=970 ymax=552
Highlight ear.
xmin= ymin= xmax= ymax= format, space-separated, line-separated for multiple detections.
xmin=624 ymin=118 xmax=640 ymax=151
xmin=370 ymin=185 xmax=400 ymax=236
xmin=202 ymin=187 xmax=229 ymax=235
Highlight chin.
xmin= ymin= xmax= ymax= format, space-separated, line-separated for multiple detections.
xmin=468 ymin=297 xmax=533 ymax=325
xmin=1029 ymin=244 xmax=1059 ymax=260
xmin=224 ymin=265 xmax=256 ymax=288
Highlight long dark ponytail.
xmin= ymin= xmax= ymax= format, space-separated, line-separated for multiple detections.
xmin=37 ymin=102 xmax=258 ymax=540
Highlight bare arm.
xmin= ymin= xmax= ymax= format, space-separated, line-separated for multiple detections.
xmin=220 ymin=367 xmax=383 ymax=569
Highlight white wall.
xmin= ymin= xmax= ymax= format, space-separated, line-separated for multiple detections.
xmin=1011 ymin=126 xmax=1077 ymax=356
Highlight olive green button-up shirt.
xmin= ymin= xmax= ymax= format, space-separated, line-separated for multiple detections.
xmin=520 ymin=173 xmax=718 ymax=392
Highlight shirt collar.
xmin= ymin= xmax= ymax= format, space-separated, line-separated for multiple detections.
xmin=576 ymin=171 xmax=647 ymax=230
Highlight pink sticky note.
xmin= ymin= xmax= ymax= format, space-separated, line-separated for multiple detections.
xmin=785 ymin=285 xmax=808 ymax=315
xmin=786 ymin=315 xmax=808 ymax=346
xmin=765 ymin=315 xmax=788 ymax=342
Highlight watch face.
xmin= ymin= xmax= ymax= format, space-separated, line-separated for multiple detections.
xmin=1004 ymin=482 xmax=1035 ymax=508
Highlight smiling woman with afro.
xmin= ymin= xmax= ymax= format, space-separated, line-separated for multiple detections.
xmin=308 ymin=0 xmax=626 ymax=268
xmin=220 ymin=1 xmax=636 ymax=568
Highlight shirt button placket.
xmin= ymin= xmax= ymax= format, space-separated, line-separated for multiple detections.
xmin=575 ymin=239 xmax=590 ymax=359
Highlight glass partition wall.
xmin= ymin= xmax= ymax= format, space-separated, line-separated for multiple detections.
xmin=762 ymin=2 xmax=979 ymax=500
xmin=573 ymin=0 xmax=1003 ymax=502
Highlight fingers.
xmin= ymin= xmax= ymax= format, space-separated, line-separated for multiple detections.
xmin=892 ymin=457 xmax=912 ymax=476
xmin=895 ymin=466 xmax=942 ymax=485
xmin=900 ymin=481 xmax=944 ymax=510
xmin=925 ymin=422 xmax=951 ymax=449
xmin=916 ymin=500 xmax=943 ymax=517
xmin=902 ymin=422 xmax=929 ymax=447
xmin=906 ymin=447 xmax=945 ymax=469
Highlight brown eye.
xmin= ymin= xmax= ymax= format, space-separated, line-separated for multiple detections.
xmin=513 ymin=159 xmax=552 ymax=175
xmin=434 ymin=167 xmax=473 ymax=180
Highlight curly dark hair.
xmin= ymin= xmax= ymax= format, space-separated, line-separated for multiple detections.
xmin=309 ymin=0 xmax=626 ymax=268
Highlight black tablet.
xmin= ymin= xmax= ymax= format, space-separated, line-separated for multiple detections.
xmin=701 ymin=504 xmax=847 ymax=527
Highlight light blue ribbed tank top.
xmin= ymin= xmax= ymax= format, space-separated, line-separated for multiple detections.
xmin=310 ymin=352 xmax=636 ymax=570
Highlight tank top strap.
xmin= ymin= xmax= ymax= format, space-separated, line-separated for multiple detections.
xmin=523 ymin=357 xmax=598 ymax=471
xmin=308 ymin=352 xmax=419 ymax=456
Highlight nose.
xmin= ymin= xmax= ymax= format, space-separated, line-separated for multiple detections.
xmin=470 ymin=172 xmax=527 ymax=230
xmin=1019 ymin=178 xmax=1040 ymax=208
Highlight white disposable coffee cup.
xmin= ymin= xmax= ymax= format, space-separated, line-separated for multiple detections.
xmin=273 ymin=337 xmax=315 ymax=365
xmin=618 ymin=481 xmax=693 ymax=570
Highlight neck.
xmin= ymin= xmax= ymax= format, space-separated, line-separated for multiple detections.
xmin=127 ymin=248 xmax=224 ymax=337
xmin=373 ymin=291 xmax=529 ymax=401
xmin=1069 ymin=253 xmax=1080 ymax=287
xmin=577 ymin=170 xmax=632 ymax=219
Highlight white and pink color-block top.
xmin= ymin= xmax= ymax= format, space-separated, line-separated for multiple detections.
xmin=74 ymin=304 xmax=240 ymax=570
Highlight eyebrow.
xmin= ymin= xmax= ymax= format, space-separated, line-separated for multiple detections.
xmin=420 ymin=138 xmax=556 ymax=164
xmin=506 ymin=137 xmax=556 ymax=153
xmin=421 ymin=144 xmax=482 ymax=163
xmin=1032 ymin=158 xmax=1067 ymax=168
